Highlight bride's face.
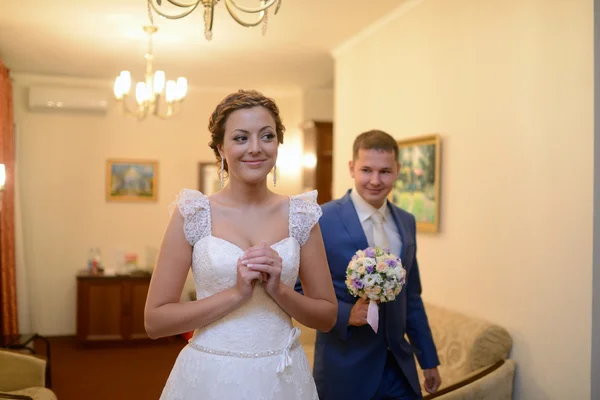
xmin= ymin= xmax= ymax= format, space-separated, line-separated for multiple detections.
xmin=219 ymin=106 xmax=279 ymax=186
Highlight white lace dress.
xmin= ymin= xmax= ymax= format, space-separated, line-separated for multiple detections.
xmin=159 ymin=189 xmax=321 ymax=400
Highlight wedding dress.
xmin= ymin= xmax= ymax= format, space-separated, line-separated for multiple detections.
xmin=159 ymin=189 xmax=321 ymax=400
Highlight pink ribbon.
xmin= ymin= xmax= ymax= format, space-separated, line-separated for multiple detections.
xmin=367 ymin=300 xmax=379 ymax=333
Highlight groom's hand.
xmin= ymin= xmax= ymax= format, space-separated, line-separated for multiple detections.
xmin=423 ymin=367 xmax=442 ymax=394
xmin=348 ymin=298 xmax=369 ymax=326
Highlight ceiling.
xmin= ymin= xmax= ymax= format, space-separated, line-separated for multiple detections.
xmin=0 ymin=0 xmax=405 ymax=89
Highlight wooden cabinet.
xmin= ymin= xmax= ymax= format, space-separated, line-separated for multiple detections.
xmin=76 ymin=272 xmax=152 ymax=345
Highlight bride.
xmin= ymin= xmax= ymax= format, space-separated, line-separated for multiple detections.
xmin=144 ymin=89 xmax=337 ymax=400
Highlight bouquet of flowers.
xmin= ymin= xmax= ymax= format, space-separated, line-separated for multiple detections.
xmin=345 ymin=247 xmax=407 ymax=333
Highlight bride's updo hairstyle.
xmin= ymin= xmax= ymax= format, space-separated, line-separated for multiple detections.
xmin=208 ymin=89 xmax=286 ymax=173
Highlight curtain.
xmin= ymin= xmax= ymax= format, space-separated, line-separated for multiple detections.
xmin=0 ymin=57 xmax=18 ymax=339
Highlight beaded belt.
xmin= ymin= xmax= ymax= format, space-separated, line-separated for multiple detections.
xmin=188 ymin=327 xmax=301 ymax=374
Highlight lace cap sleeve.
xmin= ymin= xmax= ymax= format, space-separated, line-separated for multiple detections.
xmin=169 ymin=189 xmax=210 ymax=246
xmin=289 ymin=190 xmax=323 ymax=247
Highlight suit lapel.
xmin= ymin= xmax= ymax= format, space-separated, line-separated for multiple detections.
xmin=338 ymin=191 xmax=369 ymax=251
xmin=386 ymin=202 xmax=412 ymax=341
xmin=387 ymin=201 xmax=413 ymax=260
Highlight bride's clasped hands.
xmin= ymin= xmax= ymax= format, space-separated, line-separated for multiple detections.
xmin=239 ymin=241 xmax=284 ymax=298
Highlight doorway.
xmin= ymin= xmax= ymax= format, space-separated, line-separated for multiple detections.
xmin=302 ymin=121 xmax=333 ymax=204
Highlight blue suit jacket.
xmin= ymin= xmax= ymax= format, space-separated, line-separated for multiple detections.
xmin=298 ymin=191 xmax=439 ymax=400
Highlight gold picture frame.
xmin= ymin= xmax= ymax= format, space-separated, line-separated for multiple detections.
xmin=390 ymin=134 xmax=441 ymax=233
xmin=106 ymin=159 xmax=158 ymax=202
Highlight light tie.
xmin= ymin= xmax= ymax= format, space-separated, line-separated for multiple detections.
xmin=371 ymin=211 xmax=389 ymax=250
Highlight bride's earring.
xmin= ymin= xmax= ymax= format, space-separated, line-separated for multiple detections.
xmin=220 ymin=157 xmax=225 ymax=189
xmin=273 ymin=165 xmax=277 ymax=187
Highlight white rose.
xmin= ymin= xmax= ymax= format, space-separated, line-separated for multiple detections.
xmin=365 ymin=274 xmax=384 ymax=288
xmin=395 ymin=267 xmax=406 ymax=281
xmin=368 ymin=293 xmax=380 ymax=301
xmin=363 ymin=258 xmax=376 ymax=267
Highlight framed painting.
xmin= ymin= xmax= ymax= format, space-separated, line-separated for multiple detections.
xmin=390 ymin=134 xmax=441 ymax=233
xmin=106 ymin=159 xmax=158 ymax=202
xmin=198 ymin=162 xmax=221 ymax=195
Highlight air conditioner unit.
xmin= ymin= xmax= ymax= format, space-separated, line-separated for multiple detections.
xmin=28 ymin=86 xmax=109 ymax=114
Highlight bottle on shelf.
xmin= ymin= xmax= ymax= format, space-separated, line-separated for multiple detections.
xmin=93 ymin=248 xmax=103 ymax=273
xmin=87 ymin=248 xmax=95 ymax=273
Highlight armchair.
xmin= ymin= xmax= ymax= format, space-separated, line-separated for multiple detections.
xmin=418 ymin=303 xmax=515 ymax=399
xmin=0 ymin=350 xmax=56 ymax=400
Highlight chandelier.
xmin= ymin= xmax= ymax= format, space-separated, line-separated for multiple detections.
xmin=113 ymin=25 xmax=188 ymax=120
xmin=148 ymin=0 xmax=282 ymax=40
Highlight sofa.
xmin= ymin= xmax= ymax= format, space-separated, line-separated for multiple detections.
xmin=295 ymin=302 xmax=515 ymax=400
xmin=0 ymin=350 xmax=57 ymax=400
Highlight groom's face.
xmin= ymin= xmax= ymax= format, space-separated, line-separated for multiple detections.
xmin=349 ymin=148 xmax=400 ymax=209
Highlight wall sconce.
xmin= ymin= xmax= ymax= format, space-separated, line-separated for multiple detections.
xmin=0 ymin=164 xmax=5 ymax=191
xmin=275 ymin=132 xmax=303 ymax=176
xmin=0 ymin=163 xmax=5 ymax=191
xmin=302 ymin=153 xmax=317 ymax=169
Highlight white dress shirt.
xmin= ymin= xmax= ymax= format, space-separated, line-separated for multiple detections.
xmin=350 ymin=189 xmax=403 ymax=256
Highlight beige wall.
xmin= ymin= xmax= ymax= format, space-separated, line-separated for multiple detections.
xmin=592 ymin=1 xmax=600 ymax=397
xmin=333 ymin=0 xmax=593 ymax=399
xmin=13 ymin=73 xmax=305 ymax=335
xmin=302 ymin=88 xmax=334 ymax=122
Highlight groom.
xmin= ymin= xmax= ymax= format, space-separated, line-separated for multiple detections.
xmin=307 ymin=130 xmax=440 ymax=399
